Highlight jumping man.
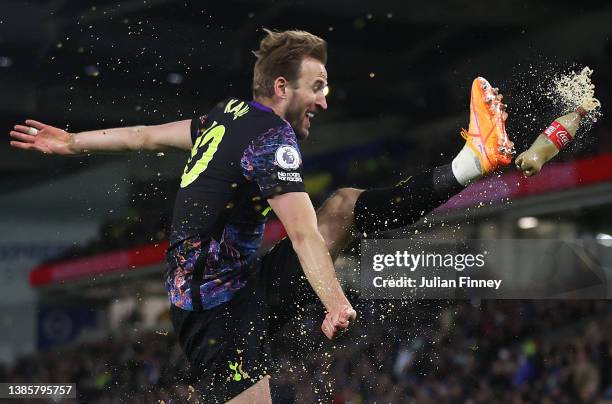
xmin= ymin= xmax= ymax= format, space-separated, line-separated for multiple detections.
xmin=9 ymin=29 xmax=514 ymax=403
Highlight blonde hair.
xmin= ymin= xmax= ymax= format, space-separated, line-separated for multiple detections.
xmin=252 ymin=29 xmax=327 ymax=98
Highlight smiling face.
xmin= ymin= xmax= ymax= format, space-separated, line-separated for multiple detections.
xmin=284 ymin=57 xmax=328 ymax=139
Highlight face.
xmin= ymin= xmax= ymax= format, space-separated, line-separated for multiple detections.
xmin=284 ymin=57 xmax=328 ymax=139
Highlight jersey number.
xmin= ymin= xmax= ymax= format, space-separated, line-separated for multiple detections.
xmin=180 ymin=121 xmax=226 ymax=188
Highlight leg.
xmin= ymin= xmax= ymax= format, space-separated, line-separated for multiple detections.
xmin=316 ymin=187 xmax=363 ymax=261
xmin=352 ymin=164 xmax=464 ymax=235
xmin=171 ymin=281 xmax=274 ymax=403
xmin=226 ymin=376 xmax=272 ymax=404
xmin=316 ymin=164 xmax=465 ymax=251
xmin=262 ymin=165 xmax=470 ymax=332
xmin=315 ymin=78 xmax=516 ymax=243
xmin=261 ymin=175 xmax=459 ymax=333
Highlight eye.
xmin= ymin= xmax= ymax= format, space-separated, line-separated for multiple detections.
xmin=313 ymin=81 xmax=326 ymax=92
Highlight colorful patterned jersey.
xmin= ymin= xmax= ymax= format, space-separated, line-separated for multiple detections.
xmin=166 ymin=98 xmax=305 ymax=310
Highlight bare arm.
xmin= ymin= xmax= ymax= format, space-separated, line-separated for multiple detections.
xmin=10 ymin=119 xmax=192 ymax=155
xmin=268 ymin=191 xmax=356 ymax=338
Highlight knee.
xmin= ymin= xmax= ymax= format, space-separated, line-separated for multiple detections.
xmin=328 ymin=187 xmax=363 ymax=217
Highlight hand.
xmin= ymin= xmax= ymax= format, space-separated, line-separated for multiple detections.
xmin=10 ymin=119 xmax=76 ymax=155
xmin=321 ymin=304 xmax=357 ymax=340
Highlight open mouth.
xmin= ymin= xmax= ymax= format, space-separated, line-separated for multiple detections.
xmin=304 ymin=111 xmax=315 ymax=130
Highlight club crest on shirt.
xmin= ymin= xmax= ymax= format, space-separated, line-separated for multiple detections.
xmin=275 ymin=145 xmax=301 ymax=170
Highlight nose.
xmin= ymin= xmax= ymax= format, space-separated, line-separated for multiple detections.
xmin=316 ymin=93 xmax=327 ymax=111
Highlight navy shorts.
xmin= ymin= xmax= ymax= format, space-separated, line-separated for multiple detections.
xmin=170 ymin=237 xmax=319 ymax=403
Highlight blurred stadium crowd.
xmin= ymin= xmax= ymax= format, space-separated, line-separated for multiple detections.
xmin=2 ymin=299 xmax=611 ymax=403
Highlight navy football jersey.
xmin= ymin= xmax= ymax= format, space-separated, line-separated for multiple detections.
xmin=166 ymin=98 xmax=305 ymax=310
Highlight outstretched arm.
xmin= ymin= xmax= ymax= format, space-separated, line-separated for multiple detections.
xmin=268 ymin=191 xmax=357 ymax=339
xmin=9 ymin=119 xmax=192 ymax=155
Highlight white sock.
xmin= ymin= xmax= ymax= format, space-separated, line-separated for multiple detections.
xmin=451 ymin=145 xmax=483 ymax=186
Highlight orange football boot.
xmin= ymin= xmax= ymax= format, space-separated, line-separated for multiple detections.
xmin=461 ymin=77 xmax=515 ymax=174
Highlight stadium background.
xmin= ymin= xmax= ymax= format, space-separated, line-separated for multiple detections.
xmin=1 ymin=0 xmax=611 ymax=402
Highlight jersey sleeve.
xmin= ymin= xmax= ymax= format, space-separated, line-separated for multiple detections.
xmin=240 ymin=123 xmax=306 ymax=199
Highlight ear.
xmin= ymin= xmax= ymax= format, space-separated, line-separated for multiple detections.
xmin=273 ymin=77 xmax=289 ymax=99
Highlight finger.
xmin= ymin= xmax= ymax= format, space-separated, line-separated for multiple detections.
xmin=333 ymin=311 xmax=344 ymax=325
xmin=322 ymin=316 xmax=332 ymax=331
xmin=13 ymin=125 xmax=39 ymax=136
xmin=496 ymin=94 xmax=503 ymax=101
xmin=15 ymin=124 xmax=40 ymax=136
xmin=322 ymin=328 xmax=332 ymax=340
xmin=493 ymin=87 xmax=499 ymax=95
xmin=328 ymin=310 xmax=338 ymax=324
xmin=334 ymin=311 xmax=348 ymax=325
xmin=322 ymin=319 xmax=334 ymax=339
xmin=10 ymin=131 xmax=36 ymax=143
xmin=10 ymin=141 xmax=35 ymax=150
xmin=335 ymin=321 xmax=349 ymax=330
xmin=320 ymin=322 xmax=328 ymax=338
xmin=335 ymin=311 xmax=349 ymax=327
xmin=25 ymin=119 xmax=46 ymax=130
xmin=341 ymin=306 xmax=357 ymax=321
xmin=503 ymin=111 xmax=508 ymax=121
xmin=338 ymin=309 xmax=351 ymax=325
xmin=13 ymin=125 xmax=31 ymax=133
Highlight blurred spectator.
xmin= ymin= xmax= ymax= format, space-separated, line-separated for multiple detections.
xmin=3 ymin=300 xmax=609 ymax=402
